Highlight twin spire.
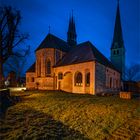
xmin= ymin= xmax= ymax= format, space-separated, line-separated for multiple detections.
xmin=67 ymin=0 xmax=123 ymax=48
xmin=49 ymin=0 xmax=122 ymax=49
xmin=48 ymin=10 xmax=77 ymax=47
xmin=67 ymin=11 xmax=77 ymax=46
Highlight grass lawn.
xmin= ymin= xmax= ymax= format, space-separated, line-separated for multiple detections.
xmin=0 ymin=91 xmax=140 ymax=140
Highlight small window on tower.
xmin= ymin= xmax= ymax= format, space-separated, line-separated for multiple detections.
xmin=113 ymin=50 xmax=116 ymax=55
xmin=117 ymin=50 xmax=119 ymax=54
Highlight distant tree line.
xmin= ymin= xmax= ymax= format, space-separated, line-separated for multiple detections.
xmin=125 ymin=64 xmax=140 ymax=82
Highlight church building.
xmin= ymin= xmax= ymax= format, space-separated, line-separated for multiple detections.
xmin=26 ymin=1 xmax=125 ymax=94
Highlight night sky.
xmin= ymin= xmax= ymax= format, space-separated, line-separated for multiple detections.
xmin=1 ymin=0 xmax=140 ymax=74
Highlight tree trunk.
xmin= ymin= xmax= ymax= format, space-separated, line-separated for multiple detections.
xmin=0 ymin=22 xmax=4 ymax=88
xmin=0 ymin=59 xmax=4 ymax=88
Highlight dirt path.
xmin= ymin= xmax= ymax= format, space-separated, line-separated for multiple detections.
xmin=108 ymin=117 xmax=140 ymax=140
xmin=108 ymin=101 xmax=140 ymax=140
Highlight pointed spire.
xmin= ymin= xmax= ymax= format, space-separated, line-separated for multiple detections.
xmin=111 ymin=0 xmax=125 ymax=80
xmin=111 ymin=0 xmax=124 ymax=49
xmin=72 ymin=9 xmax=74 ymax=22
xmin=67 ymin=10 xmax=77 ymax=47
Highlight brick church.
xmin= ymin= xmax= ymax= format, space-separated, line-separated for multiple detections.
xmin=26 ymin=1 xmax=125 ymax=94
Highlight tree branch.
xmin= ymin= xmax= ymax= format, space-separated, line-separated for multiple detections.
xmin=13 ymin=34 xmax=28 ymax=48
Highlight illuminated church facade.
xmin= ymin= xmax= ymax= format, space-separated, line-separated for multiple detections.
xmin=26 ymin=2 xmax=125 ymax=94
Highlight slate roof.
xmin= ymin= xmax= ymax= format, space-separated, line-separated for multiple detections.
xmin=35 ymin=33 xmax=70 ymax=52
xmin=27 ymin=36 xmax=119 ymax=73
xmin=54 ymin=41 xmax=119 ymax=72
xmin=26 ymin=63 xmax=35 ymax=72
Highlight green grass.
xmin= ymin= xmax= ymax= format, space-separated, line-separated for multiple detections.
xmin=0 ymin=91 xmax=140 ymax=140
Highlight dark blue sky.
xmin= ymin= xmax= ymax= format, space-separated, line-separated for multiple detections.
xmin=1 ymin=0 xmax=140 ymax=73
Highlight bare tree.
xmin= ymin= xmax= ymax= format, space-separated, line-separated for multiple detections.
xmin=125 ymin=64 xmax=140 ymax=81
xmin=4 ymin=55 xmax=27 ymax=80
xmin=0 ymin=6 xmax=29 ymax=87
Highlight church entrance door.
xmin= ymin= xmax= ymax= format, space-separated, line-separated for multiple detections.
xmin=62 ymin=72 xmax=72 ymax=92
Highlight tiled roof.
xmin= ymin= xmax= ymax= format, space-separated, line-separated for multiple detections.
xmin=54 ymin=41 xmax=119 ymax=72
xmin=54 ymin=42 xmax=94 ymax=67
xmin=26 ymin=63 xmax=35 ymax=72
xmin=35 ymin=33 xmax=70 ymax=52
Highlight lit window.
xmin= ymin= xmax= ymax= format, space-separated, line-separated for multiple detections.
xmin=75 ymin=72 xmax=82 ymax=86
xmin=86 ymin=72 xmax=90 ymax=86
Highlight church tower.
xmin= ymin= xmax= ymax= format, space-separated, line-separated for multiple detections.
xmin=111 ymin=0 xmax=125 ymax=80
xmin=67 ymin=12 xmax=77 ymax=46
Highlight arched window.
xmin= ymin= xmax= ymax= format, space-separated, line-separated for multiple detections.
xmin=86 ymin=72 xmax=90 ymax=86
xmin=106 ymin=74 xmax=109 ymax=88
xmin=37 ymin=59 xmax=41 ymax=77
xmin=116 ymin=79 xmax=118 ymax=88
xmin=75 ymin=72 xmax=82 ymax=86
xmin=110 ymin=77 xmax=112 ymax=88
xmin=113 ymin=79 xmax=116 ymax=88
xmin=58 ymin=72 xmax=63 ymax=80
xmin=46 ymin=59 xmax=51 ymax=76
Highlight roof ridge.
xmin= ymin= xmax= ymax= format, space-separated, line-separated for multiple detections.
xmin=76 ymin=41 xmax=119 ymax=71
xmin=35 ymin=33 xmax=70 ymax=52
xmin=89 ymin=43 xmax=119 ymax=71
xmin=49 ymin=33 xmax=68 ymax=44
xmin=76 ymin=41 xmax=91 ymax=46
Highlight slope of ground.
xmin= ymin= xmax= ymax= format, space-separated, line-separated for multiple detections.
xmin=0 ymin=91 xmax=140 ymax=140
